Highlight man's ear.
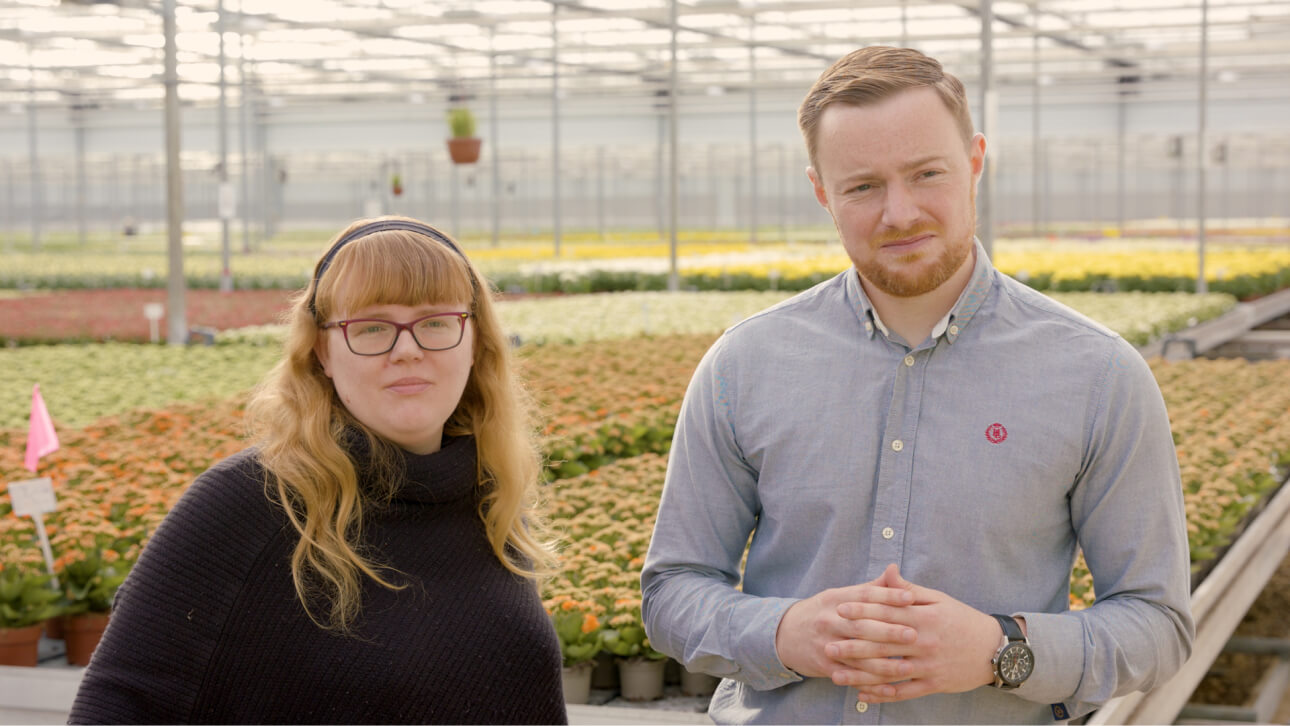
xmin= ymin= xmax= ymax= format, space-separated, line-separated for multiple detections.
xmin=969 ymin=133 xmax=987 ymax=185
xmin=806 ymin=166 xmax=830 ymax=210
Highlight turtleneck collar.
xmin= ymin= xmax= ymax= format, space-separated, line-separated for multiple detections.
xmin=398 ymin=434 xmax=479 ymax=504
xmin=343 ymin=429 xmax=479 ymax=505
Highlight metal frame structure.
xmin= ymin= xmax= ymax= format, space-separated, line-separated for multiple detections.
xmin=2 ymin=0 xmax=1288 ymax=340
xmin=3 ymin=1 xmax=1288 ymax=109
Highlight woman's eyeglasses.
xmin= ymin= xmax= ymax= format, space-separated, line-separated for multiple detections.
xmin=320 ymin=312 xmax=471 ymax=356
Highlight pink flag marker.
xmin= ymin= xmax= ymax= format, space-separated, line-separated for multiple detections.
xmin=24 ymin=384 xmax=60 ymax=472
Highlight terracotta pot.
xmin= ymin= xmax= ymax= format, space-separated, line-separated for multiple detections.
xmin=64 ymin=612 xmax=110 ymax=666
xmin=617 ymin=657 xmax=665 ymax=701
xmin=43 ymin=615 xmax=65 ymax=640
xmin=447 ymin=137 xmax=481 ymax=164
xmin=0 ymin=624 xmax=43 ymax=667
xmin=561 ymin=662 xmax=594 ymax=705
xmin=681 ymin=665 xmax=720 ymax=697
xmin=590 ymin=650 xmax=618 ymax=689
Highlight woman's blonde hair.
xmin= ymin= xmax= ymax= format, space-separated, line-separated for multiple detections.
xmin=245 ymin=216 xmax=556 ymax=631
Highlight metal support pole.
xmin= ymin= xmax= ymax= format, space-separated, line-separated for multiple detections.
xmin=778 ymin=144 xmax=787 ymax=242
xmin=656 ymin=114 xmax=665 ymax=240
xmin=709 ymin=143 xmax=718 ymax=230
xmin=1032 ymin=1 xmax=1041 ymax=238
xmin=162 ymin=0 xmax=187 ymax=345
xmin=217 ymin=0 xmax=232 ymax=292
xmin=667 ymin=0 xmax=679 ymax=291
xmin=1197 ymin=0 xmax=1209 ymax=294
xmin=978 ymin=0 xmax=995 ymax=257
xmin=74 ymin=109 xmax=87 ymax=246
xmin=748 ymin=12 xmax=758 ymax=244
xmin=1117 ymin=95 xmax=1127 ymax=236
xmin=597 ymin=145 xmax=606 ymax=242
xmin=4 ymin=160 xmax=13 ymax=252
xmin=489 ymin=29 xmax=501 ymax=248
xmin=900 ymin=0 xmax=908 ymax=47
xmin=27 ymin=69 xmax=41 ymax=250
xmin=237 ymin=2 xmax=251 ymax=253
xmin=450 ymin=163 xmax=461 ymax=238
xmin=551 ymin=3 xmax=561 ymax=257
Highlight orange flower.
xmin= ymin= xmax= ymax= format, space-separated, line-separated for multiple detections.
xmin=581 ymin=613 xmax=600 ymax=634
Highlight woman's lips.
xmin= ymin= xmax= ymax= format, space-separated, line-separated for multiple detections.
xmin=387 ymin=378 xmax=431 ymax=394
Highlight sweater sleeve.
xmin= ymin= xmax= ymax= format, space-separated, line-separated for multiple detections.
xmin=68 ymin=450 xmax=284 ymax=725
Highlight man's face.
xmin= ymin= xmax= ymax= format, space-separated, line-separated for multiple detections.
xmin=807 ymin=87 xmax=985 ymax=298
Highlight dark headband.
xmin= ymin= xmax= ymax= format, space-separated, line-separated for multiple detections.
xmin=307 ymin=219 xmax=473 ymax=316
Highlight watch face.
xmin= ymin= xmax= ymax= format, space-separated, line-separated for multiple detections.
xmin=998 ymin=643 xmax=1034 ymax=686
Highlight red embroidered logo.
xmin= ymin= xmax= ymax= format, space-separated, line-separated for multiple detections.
xmin=985 ymin=423 xmax=1008 ymax=444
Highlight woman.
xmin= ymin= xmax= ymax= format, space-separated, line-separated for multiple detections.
xmin=69 ymin=217 xmax=567 ymax=724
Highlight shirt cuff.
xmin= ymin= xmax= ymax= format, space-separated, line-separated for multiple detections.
xmin=1011 ymin=611 xmax=1085 ymax=703
xmin=733 ymin=596 xmax=805 ymax=691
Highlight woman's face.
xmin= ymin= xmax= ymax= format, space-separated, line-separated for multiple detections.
xmin=315 ymin=300 xmax=474 ymax=455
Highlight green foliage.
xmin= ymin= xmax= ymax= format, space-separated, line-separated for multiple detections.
xmin=0 ymin=570 xmax=64 ymax=629
xmin=447 ymin=107 xmax=476 ymax=138
xmin=552 ymin=609 xmax=603 ymax=667
xmin=61 ymin=551 xmax=131 ymax=615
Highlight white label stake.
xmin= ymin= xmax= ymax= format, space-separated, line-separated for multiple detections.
xmin=7 ymin=477 xmax=60 ymax=587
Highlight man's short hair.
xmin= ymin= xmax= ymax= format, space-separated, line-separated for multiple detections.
xmin=798 ymin=46 xmax=974 ymax=175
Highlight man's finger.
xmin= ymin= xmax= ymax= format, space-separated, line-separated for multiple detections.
xmin=836 ymin=601 xmax=918 ymax=625
xmin=826 ymin=655 xmax=914 ymax=683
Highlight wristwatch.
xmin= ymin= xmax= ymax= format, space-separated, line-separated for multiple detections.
xmin=990 ymin=614 xmax=1034 ymax=690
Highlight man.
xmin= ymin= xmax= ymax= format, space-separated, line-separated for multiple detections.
xmin=640 ymin=46 xmax=1193 ymax=724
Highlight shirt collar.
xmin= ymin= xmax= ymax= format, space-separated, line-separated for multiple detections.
xmin=848 ymin=237 xmax=995 ymax=344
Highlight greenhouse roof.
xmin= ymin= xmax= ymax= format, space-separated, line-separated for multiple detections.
xmin=2 ymin=0 xmax=1287 ymax=110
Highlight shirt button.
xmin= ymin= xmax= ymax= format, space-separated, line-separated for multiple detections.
xmin=903 ymin=355 xmax=915 ymax=367
xmin=882 ymin=527 xmax=895 ymax=539
xmin=856 ymin=700 xmax=869 ymax=713
xmin=865 ymin=321 xmax=874 ymax=332
xmin=949 ymin=324 xmax=960 ymax=336
xmin=891 ymin=439 xmax=903 ymax=452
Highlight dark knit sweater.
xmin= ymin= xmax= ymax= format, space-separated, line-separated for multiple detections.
xmin=68 ymin=436 xmax=567 ymax=725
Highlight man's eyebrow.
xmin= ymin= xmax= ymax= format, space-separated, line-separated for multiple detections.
xmin=836 ymin=155 xmax=949 ymax=185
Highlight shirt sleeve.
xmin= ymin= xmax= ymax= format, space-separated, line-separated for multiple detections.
xmin=640 ymin=338 xmax=803 ymax=691
xmin=1013 ymin=341 xmax=1195 ymax=711
xmin=68 ymin=454 xmax=275 ymax=724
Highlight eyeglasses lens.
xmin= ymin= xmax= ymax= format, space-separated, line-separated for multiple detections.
xmin=345 ymin=317 xmax=462 ymax=355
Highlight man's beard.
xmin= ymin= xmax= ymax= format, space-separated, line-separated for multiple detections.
xmin=855 ymin=194 xmax=976 ymax=298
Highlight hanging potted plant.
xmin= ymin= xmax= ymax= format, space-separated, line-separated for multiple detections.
xmin=446 ymin=107 xmax=481 ymax=165
xmin=391 ymin=173 xmax=403 ymax=197
xmin=0 ymin=569 xmax=64 ymax=667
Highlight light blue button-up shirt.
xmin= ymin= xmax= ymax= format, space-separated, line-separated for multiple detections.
xmin=641 ymin=240 xmax=1194 ymax=724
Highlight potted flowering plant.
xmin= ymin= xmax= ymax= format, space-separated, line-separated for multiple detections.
xmin=546 ymin=594 xmax=604 ymax=704
xmin=602 ymin=595 xmax=668 ymax=701
xmin=0 ymin=569 xmax=64 ymax=666
xmin=59 ymin=549 xmax=131 ymax=665
xmin=445 ymin=107 xmax=481 ymax=164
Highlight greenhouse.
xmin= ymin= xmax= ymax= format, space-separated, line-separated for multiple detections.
xmin=1 ymin=0 xmax=1289 ymax=723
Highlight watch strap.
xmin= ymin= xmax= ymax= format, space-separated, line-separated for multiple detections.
xmin=992 ymin=614 xmax=1024 ymax=642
